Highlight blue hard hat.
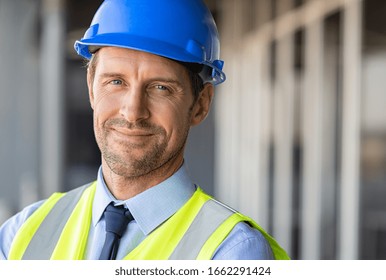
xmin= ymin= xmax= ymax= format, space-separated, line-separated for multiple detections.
xmin=74 ymin=0 xmax=226 ymax=85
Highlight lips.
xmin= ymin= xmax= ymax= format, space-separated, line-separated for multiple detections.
xmin=112 ymin=127 xmax=153 ymax=137
xmin=110 ymin=127 xmax=155 ymax=141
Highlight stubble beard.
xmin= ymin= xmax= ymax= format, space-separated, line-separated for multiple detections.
xmin=95 ymin=118 xmax=190 ymax=180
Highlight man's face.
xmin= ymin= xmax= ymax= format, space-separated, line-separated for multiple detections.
xmin=87 ymin=47 xmax=209 ymax=179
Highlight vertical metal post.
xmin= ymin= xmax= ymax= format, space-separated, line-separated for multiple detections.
xmin=321 ymin=13 xmax=342 ymax=259
xmin=338 ymin=0 xmax=362 ymax=260
xmin=0 ymin=0 xmax=40 ymax=215
xmin=253 ymin=0 xmax=275 ymax=231
xmin=40 ymin=0 xmax=65 ymax=197
xmin=301 ymin=18 xmax=324 ymax=259
xmin=238 ymin=35 xmax=264 ymax=221
xmin=215 ymin=0 xmax=247 ymax=208
xmin=272 ymin=33 xmax=295 ymax=255
xmin=256 ymin=40 xmax=273 ymax=230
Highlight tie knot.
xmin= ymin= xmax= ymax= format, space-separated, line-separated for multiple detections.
xmin=104 ymin=204 xmax=133 ymax=238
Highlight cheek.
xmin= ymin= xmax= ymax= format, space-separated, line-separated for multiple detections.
xmin=152 ymin=103 xmax=191 ymax=139
xmin=92 ymin=85 xmax=116 ymax=108
xmin=92 ymin=92 xmax=121 ymax=123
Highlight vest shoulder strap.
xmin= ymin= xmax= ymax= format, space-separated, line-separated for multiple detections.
xmin=10 ymin=183 xmax=92 ymax=260
xmin=197 ymin=211 xmax=290 ymax=260
xmin=169 ymin=198 xmax=235 ymax=259
xmin=178 ymin=189 xmax=290 ymax=260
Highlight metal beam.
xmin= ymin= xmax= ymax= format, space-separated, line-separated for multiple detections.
xmin=272 ymin=33 xmax=295 ymax=255
xmin=301 ymin=18 xmax=324 ymax=260
xmin=40 ymin=0 xmax=65 ymax=197
xmin=338 ymin=0 xmax=362 ymax=260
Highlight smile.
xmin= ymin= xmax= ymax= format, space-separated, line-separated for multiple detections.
xmin=109 ymin=128 xmax=155 ymax=145
xmin=111 ymin=127 xmax=153 ymax=137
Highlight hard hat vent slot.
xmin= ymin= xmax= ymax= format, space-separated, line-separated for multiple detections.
xmin=84 ymin=24 xmax=99 ymax=39
xmin=186 ymin=39 xmax=206 ymax=62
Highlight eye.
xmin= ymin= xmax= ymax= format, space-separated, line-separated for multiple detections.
xmin=147 ymin=82 xmax=181 ymax=97
xmin=154 ymin=85 xmax=169 ymax=91
xmin=109 ymin=79 xmax=123 ymax=85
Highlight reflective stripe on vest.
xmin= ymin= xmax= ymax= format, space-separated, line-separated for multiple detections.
xmin=9 ymin=183 xmax=97 ymax=260
xmin=169 ymin=199 xmax=234 ymax=259
xmin=9 ymin=184 xmax=290 ymax=260
xmin=22 ymin=184 xmax=91 ymax=259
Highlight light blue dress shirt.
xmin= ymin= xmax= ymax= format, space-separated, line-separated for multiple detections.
xmin=0 ymin=164 xmax=273 ymax=260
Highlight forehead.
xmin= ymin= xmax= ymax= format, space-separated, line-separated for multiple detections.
xmin=93 ymin=47 xmax=189 ymax=79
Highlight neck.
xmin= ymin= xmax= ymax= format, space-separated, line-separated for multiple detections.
xmin=101 ymin=156 xmax=184 ymax=200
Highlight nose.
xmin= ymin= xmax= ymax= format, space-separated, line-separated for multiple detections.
xmin=119 ymin=86 xmax=150 ymax=123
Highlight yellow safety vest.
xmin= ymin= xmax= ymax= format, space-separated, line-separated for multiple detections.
xmin=9 ymin=182 xmax=290 ymax=260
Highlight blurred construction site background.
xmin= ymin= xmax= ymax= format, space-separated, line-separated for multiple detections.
xmin=0 ymin=0 xmax=385 ymax=259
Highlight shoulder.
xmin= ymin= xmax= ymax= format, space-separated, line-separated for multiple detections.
xmin=212 ymin=221 xmax=274 ymax=260
xmin=0 ymin=200 xmax=45 ymax=259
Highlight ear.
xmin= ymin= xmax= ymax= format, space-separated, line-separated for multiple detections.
xmin=190 ymin=83 xmax=214 ymax=126
xmin=87 ymin=68 xmax=95 ymax=110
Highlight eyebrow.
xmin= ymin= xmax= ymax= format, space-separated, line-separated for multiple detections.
xmin=148 ymin=78 xmax=184 ymax=88
xmin=98 ymin=72 xmax=125 ymax=79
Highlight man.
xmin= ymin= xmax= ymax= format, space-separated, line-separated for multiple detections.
xmin=0 ymin=0 xmax=289 ymax=260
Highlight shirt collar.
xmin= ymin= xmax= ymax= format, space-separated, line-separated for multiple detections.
xmin=92 ymin=163 xmax=196 ymax=235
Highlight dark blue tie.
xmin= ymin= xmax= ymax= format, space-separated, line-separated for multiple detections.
xmin=99 ymin=203 xmax=133 ymax=260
